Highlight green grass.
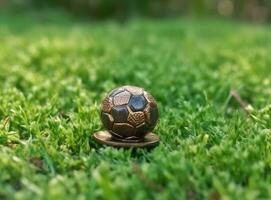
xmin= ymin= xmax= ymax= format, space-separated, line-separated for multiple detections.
xmin=0 ymin=12 xmax=271 ymax=200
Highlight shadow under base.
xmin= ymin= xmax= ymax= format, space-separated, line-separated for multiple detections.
xmin=93 ymin=131 xmax=160 ymax=148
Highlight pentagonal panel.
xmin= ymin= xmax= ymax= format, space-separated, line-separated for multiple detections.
xmin=127 ymin=111 xmax=145 ymax=127
xmin=111 ymin=106 xmax=129 ymax=123
xmin=101 ymin=97 xmax=113 ymax=113
xmin=100 ymin=112 xmax=114 ymax=129
xmin=128 ymin=95 xmax=147 ymax=112
xmin=113 ymin=91 xmax=131 ymax=106
xmin=143 ymin=91 xmax=157 ymax=107
xmin=112 ymin=123 xmax=135 ymax=138
xmin=124 ymin=86 xmax=143 ymax=95
xmin=108 ymin=87 xmax=125 ymax=97
xmin=145 ymin=104 xmax=159 ymax=126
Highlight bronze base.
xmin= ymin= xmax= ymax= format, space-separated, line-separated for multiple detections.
xmin=93 ymin=131 xmax=160 ymax=148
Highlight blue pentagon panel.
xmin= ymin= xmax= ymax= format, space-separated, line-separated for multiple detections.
xmin=111 ymin=105 xmax=129 ymax=123
xmin=128 ymin=95 xmax=147 ymax=112
xmin=100 ymin=112 xmax=113 ymax=130
xmin=108 ymin=87 xmax=125 ymax=97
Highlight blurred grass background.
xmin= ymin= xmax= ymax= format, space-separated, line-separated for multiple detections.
xmin=1 ymin=0 xmax=271 ymax=23
xmin=0 ymin=1 xmax=271 ymax=200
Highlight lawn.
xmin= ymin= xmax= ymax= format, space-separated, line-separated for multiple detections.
xmin=0 ymin=12 xmax=271 ymax=200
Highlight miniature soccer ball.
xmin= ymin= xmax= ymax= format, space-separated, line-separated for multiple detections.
xmin=100 ymin=85 xmax=159 ymax=141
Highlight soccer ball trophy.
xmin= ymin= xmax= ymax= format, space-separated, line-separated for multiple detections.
xmin=93 ymin=85 xmax=160 ymax=148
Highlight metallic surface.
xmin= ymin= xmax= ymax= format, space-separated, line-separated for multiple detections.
xmin=144 ymin=91 xmax=157 ymax=107
xmin=145 ymin=104 xmax=159 ymax=126
xmin=127 ymin=111 xmax=145 ymax=127
xmin=93 ymin=131 xmax=160 ymax=148
xmin=100 ymin=112 xmax=114 ymax=129
xmin=113 ymin=91 xmax=131 ymax=106
xmin=98 ymin=85 xmax=160 ymax=147
xmin=111 ymin=106 xmax=129 ymax=123
xmin=112 ymin=123 xmax=135 ymax=138
xmin=101 ymin=97 xmax=113 ymax=113
xmin=128 ymin=95 xmax=147 ymax=111
xmin=123 ymin=86 xmax=143 ymax=95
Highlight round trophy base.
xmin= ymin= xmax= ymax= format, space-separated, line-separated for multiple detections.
xmin=93 ymin=131 xmax=160 ymax=148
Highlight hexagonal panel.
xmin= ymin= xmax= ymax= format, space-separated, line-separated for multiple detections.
xmin=108 ymin=87 xmax=125 ymax=97
xmin=127 ymin=111 xmax=145 ymax=127
xmin=124 ymin=86 xmax=143 ymax=95
xmin=112 ymin=123 xmax=135 ymax=138
xmin=111 ymin=105 xmax=129 ymax=123
xmin=128 ymin=95 xmax=147 ymax=112
xmin=101 ymin=97 xmax=113 ymax=113
xmin=100 ymin=112 xmax=114 ymax=129
xmin=113 ymin=91 xmax=131 ymax=106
